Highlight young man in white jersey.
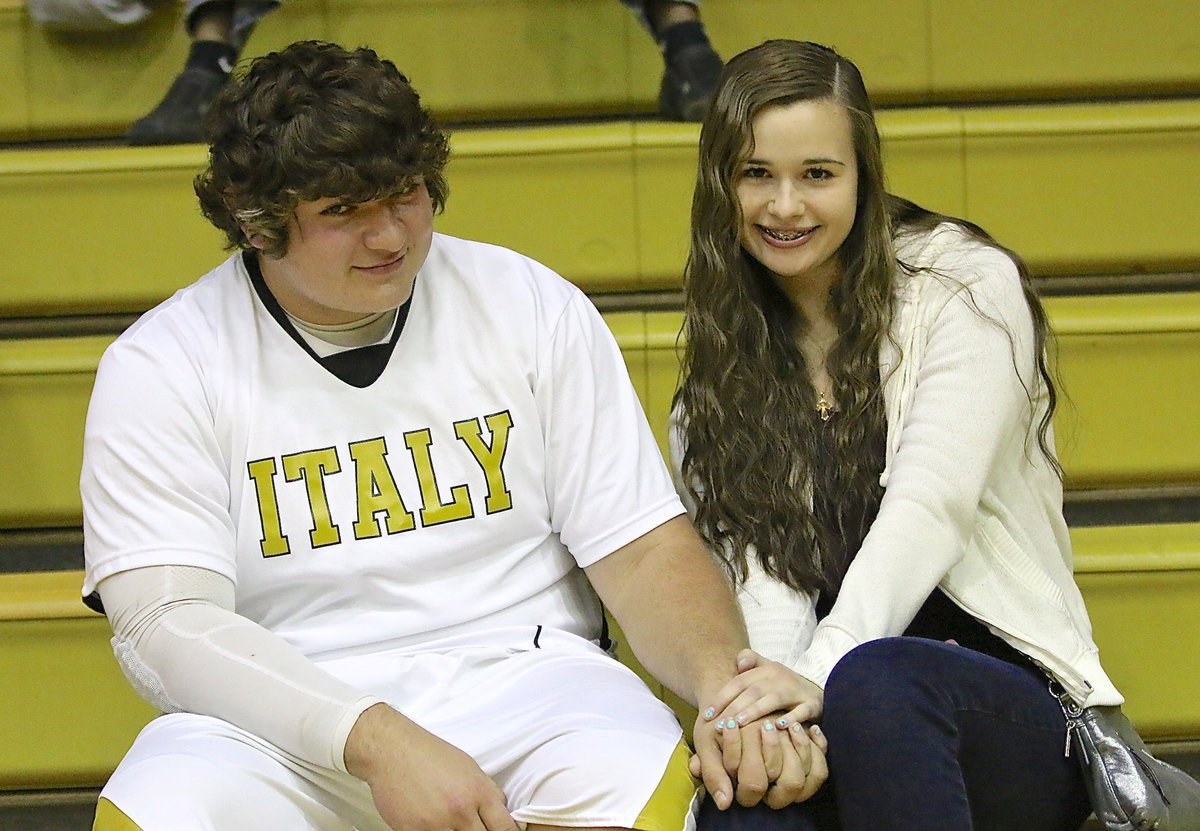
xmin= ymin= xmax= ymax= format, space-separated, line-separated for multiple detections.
xmin=81 ymin=40 xmax=824 ymax=831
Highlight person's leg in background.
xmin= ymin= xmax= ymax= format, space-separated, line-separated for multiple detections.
xmin=27 ymin=0 xmax=164 ymax=31
xmin=127 ymin=0 xmax=278 ymax=145
xmin=621 ymin=0 xmax=722 ymax=121
xmin=820 ymin=638 xmax=1092 ymax=831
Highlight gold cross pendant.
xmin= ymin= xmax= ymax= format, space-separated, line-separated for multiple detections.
xmin=816 ymin=394 xmax=834 ymax=422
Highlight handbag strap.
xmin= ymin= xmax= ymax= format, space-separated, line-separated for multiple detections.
xmin=1047 ymin=678 xmax=1084 ymax=758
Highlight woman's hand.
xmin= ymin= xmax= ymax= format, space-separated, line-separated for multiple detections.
xmin=701 ymin=649 xmax=825 ymax=732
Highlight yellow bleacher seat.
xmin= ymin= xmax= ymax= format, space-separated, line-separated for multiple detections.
xmin=609 ymin=297 xmax=1200 ymax=493
xmin=923 ymin=0 xmax=1200 ymax=101
xmin=1 ymin=99 xmax=1198 ymax=315
xmin=4 ymin=520 xmax=1197 ymax=790
xmin=3 ymin=294 xmax=1198 ymax=525
xmin=0 ymin=335 xmax=111 ymax=527
xmin=4 ymin=0 xmax=1199 ymax=141
xmin=0 ymin=572 xmax=156 ymax=789
xmin=1047 ymin=293 xmax=1200 ymax=488
xmin=0 ymin=0 xmax=27 ymax=139
xmin=1073 ymin=523 xmax=1200 ymax=740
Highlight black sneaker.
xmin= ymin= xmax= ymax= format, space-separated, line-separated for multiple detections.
xmin=658 ymin=42 xmax=723 ymax=122
xmin=127 ymin=66 xmax=228 ymax=146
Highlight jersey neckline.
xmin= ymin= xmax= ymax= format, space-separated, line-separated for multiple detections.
xmin=243 ymin=251 xmax=412 ymax=389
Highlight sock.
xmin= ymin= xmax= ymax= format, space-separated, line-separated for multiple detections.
xmin=658 ymin=19 xmax=709 ymax=60
xmin=185 ymin=40 xmax=239 ymax=76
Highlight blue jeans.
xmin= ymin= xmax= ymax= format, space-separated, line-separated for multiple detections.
xmin=698 ymin=638 xmax=1092 ymax=831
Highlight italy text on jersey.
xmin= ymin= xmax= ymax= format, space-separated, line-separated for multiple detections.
xmin=246 ymin=411 xmax=514 ymax=557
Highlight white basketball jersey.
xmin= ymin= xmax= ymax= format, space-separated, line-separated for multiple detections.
xmin=82 ymin=233 xmax=684 ymax=659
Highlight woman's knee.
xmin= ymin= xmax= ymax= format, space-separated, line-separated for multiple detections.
xmin=826 ymin=638 xmax=933 ymax=700
xmin=821 ymin=638 xmax=953 ymax=736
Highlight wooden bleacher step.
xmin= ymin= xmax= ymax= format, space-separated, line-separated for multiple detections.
xmin=1 ymin=97 xmax=1198 ymax=318
xmin=3 ymin=0 xmax=1199 ymax=141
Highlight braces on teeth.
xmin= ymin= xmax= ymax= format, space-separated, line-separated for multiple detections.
xmin=765 ymin=228 xmax=808 ymax=241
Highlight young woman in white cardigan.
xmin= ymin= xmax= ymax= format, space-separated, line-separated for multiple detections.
xmin=671 ymin=39 xmax=1120 ymax=831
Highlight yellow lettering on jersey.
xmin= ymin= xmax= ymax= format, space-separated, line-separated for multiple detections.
xmin=349 ymin=437 xmax=416 ymax=539
xmin=404 ymin=428 xmax=474 ymax=526
xmin=281 ymin=447 xmax=342 ymax=548
xmin=247 ymin=457 xmax=290 ymax=557
xmin=454 ymin=411 xmax=514 ymax=514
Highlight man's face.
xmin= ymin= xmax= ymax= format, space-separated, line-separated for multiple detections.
xmin=255 ymin=182 xmax=435 ymax=325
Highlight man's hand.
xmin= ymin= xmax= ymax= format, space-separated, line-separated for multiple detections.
xmin=763 ymin=721 xmax=828 ymax=808
xmin=345 ymin=703 xmax=517 ymax=831
xmin=691 ymin=707 xmax=736 ymax=810
xmin=691 ymin=713 xmax=829 ymax=809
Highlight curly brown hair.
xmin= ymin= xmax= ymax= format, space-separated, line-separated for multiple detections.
xmin=194 ymin=40 xmax=450 ymax=258
xmin=675 ymin=40 xmax=1059 ymax=596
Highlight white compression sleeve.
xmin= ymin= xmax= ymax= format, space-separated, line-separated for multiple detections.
xmin=98 ymin=564 xmax=382 ymax=773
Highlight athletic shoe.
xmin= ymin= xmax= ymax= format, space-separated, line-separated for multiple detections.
xmin=127 ymin=67 xmax=227 ymax=146
xmin=658 ymin=42 xmax=723 ymax=122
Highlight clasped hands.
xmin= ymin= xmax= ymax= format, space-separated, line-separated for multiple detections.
xmin=692 ymin=649 xmax=828 ymax=810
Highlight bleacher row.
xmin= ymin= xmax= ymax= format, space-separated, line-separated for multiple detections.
xmin=0 ymin=0 xmax=1198 ymax=802
xmin=3 ymin=0 xmax=1200 ymax=139
xmin=3 ymin=98 xmax=1200 ymax=316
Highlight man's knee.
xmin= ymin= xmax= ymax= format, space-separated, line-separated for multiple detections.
xmin=93 ymin=797 xmax=143 ymax=831
xmin=527 ymin=827 xmax=630 ymax=831
xmin=98 ymin=753 xmax=252 ymax=829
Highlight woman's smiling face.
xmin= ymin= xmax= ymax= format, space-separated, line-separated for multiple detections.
xmin=736 ymin=98 xmax=859 ymax=292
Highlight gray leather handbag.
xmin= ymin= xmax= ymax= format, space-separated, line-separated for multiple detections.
xmin=1057 ymin=690 xmax=1200 ymax=831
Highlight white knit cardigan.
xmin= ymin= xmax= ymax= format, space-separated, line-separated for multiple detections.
xmin=671 ymin=223 xmax=1122 ymax=708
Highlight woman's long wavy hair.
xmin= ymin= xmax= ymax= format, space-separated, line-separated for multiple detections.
xmin=675 ymin=39 xmax=1059 ymax=595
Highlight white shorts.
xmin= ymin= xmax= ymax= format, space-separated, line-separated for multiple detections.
xmin=97 ymin=631 xmax=700 ymax=830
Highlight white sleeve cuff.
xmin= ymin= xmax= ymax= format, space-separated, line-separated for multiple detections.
xmin=789 ymin=624 xmax=863 ymax=689
xmin=329 ymin=695 xmax=385 ymax=774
